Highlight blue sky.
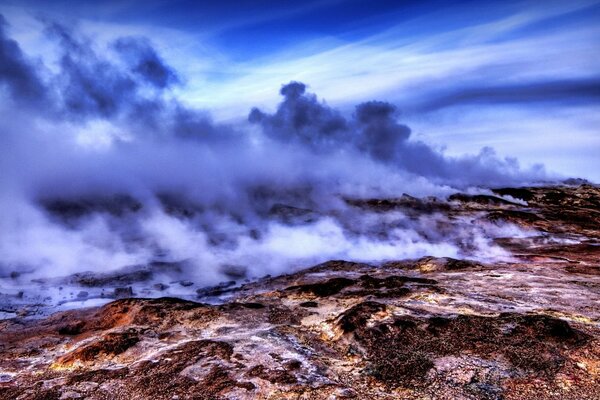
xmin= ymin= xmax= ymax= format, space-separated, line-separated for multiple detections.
xmin=1 ymin=0 xmax=599 ymax=181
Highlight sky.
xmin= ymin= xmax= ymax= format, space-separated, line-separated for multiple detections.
xmin=0 ymin=0 xmax=599 ymax=180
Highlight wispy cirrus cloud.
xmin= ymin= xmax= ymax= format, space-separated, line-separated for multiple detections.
xmin=183 ymin=5 xmax=600 ymax=117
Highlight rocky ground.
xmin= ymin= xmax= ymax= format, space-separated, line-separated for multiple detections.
xmin=0 ymin=184 xmax=599 ymax=399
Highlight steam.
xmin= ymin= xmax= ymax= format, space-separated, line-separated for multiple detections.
xmin=0 ymin=16 xmax=546 ymax=305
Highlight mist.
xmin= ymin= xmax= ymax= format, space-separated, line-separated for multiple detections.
xmin=0 ymin=16 xmax=550 ymax=305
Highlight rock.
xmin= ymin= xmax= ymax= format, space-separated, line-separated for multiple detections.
xmin=287 ymin=277 xmax=356 ymax=297
xmin=196 ymin=281 xmax=237 ymax=297
xmin=59 ymin=391 xmax=83 ymax=399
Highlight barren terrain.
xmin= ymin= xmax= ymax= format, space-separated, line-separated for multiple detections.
xmin=1 ymin=184 xmax=599 ymax=399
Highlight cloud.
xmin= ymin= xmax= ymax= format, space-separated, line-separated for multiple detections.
xmin=354 ymin=101 xmax=411 ymax=161
xmin=417 ymin=77 xmax=600 ymax=111
xmin=0 ymin=15 xmax=550 ymax=194
xmin=0 ymin=14 xmax=46 ymax=105
xmin=113 ymin=36 xmax=180 ymax=89
xmin=249 ymin=81 xmax=348 ymax=149
xmin=44 ymin=22 xmax=157 ymax=120
xmin=182 ymin=15 xmax=598 ymax=118
xmin=250 ymin=82 xmax=546 ymax=187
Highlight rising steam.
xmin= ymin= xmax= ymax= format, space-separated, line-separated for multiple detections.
xmin=0 ymin=16 xmax=547 ymax=305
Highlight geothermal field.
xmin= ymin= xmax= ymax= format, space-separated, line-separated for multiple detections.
xmin=1 ymin=183 xmax=599 ymax=399
xmin=1 ymin=1 xmax=599 ymax=399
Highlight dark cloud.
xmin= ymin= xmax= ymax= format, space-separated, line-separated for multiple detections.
xmin=250 ymin=82 xmax=545 ymax=186
xmin=38 ymin=22 xmax=241 ymax=143
xmin=249 ymin=81 xmax=348 ymax=150
xmin=354 ymin=101 xmax=411 ymax=161
xmin=45 ymin=22 xmax=146 ymax=120
xmin=418 ymin=78 xmax=600 ymax=111
xmin=0 ymin=20 xmax=218 ymax=143
xmin=249 ymin=82 xmax=413 ymax=163
xmin=0 ymin=14 xmax=46 ymax=104
xmin=113 ymin=37 xmax=180 ymax=89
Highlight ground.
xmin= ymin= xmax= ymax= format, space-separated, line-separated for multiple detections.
xmin=0 ymin=185 xmax=599 ymax=399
